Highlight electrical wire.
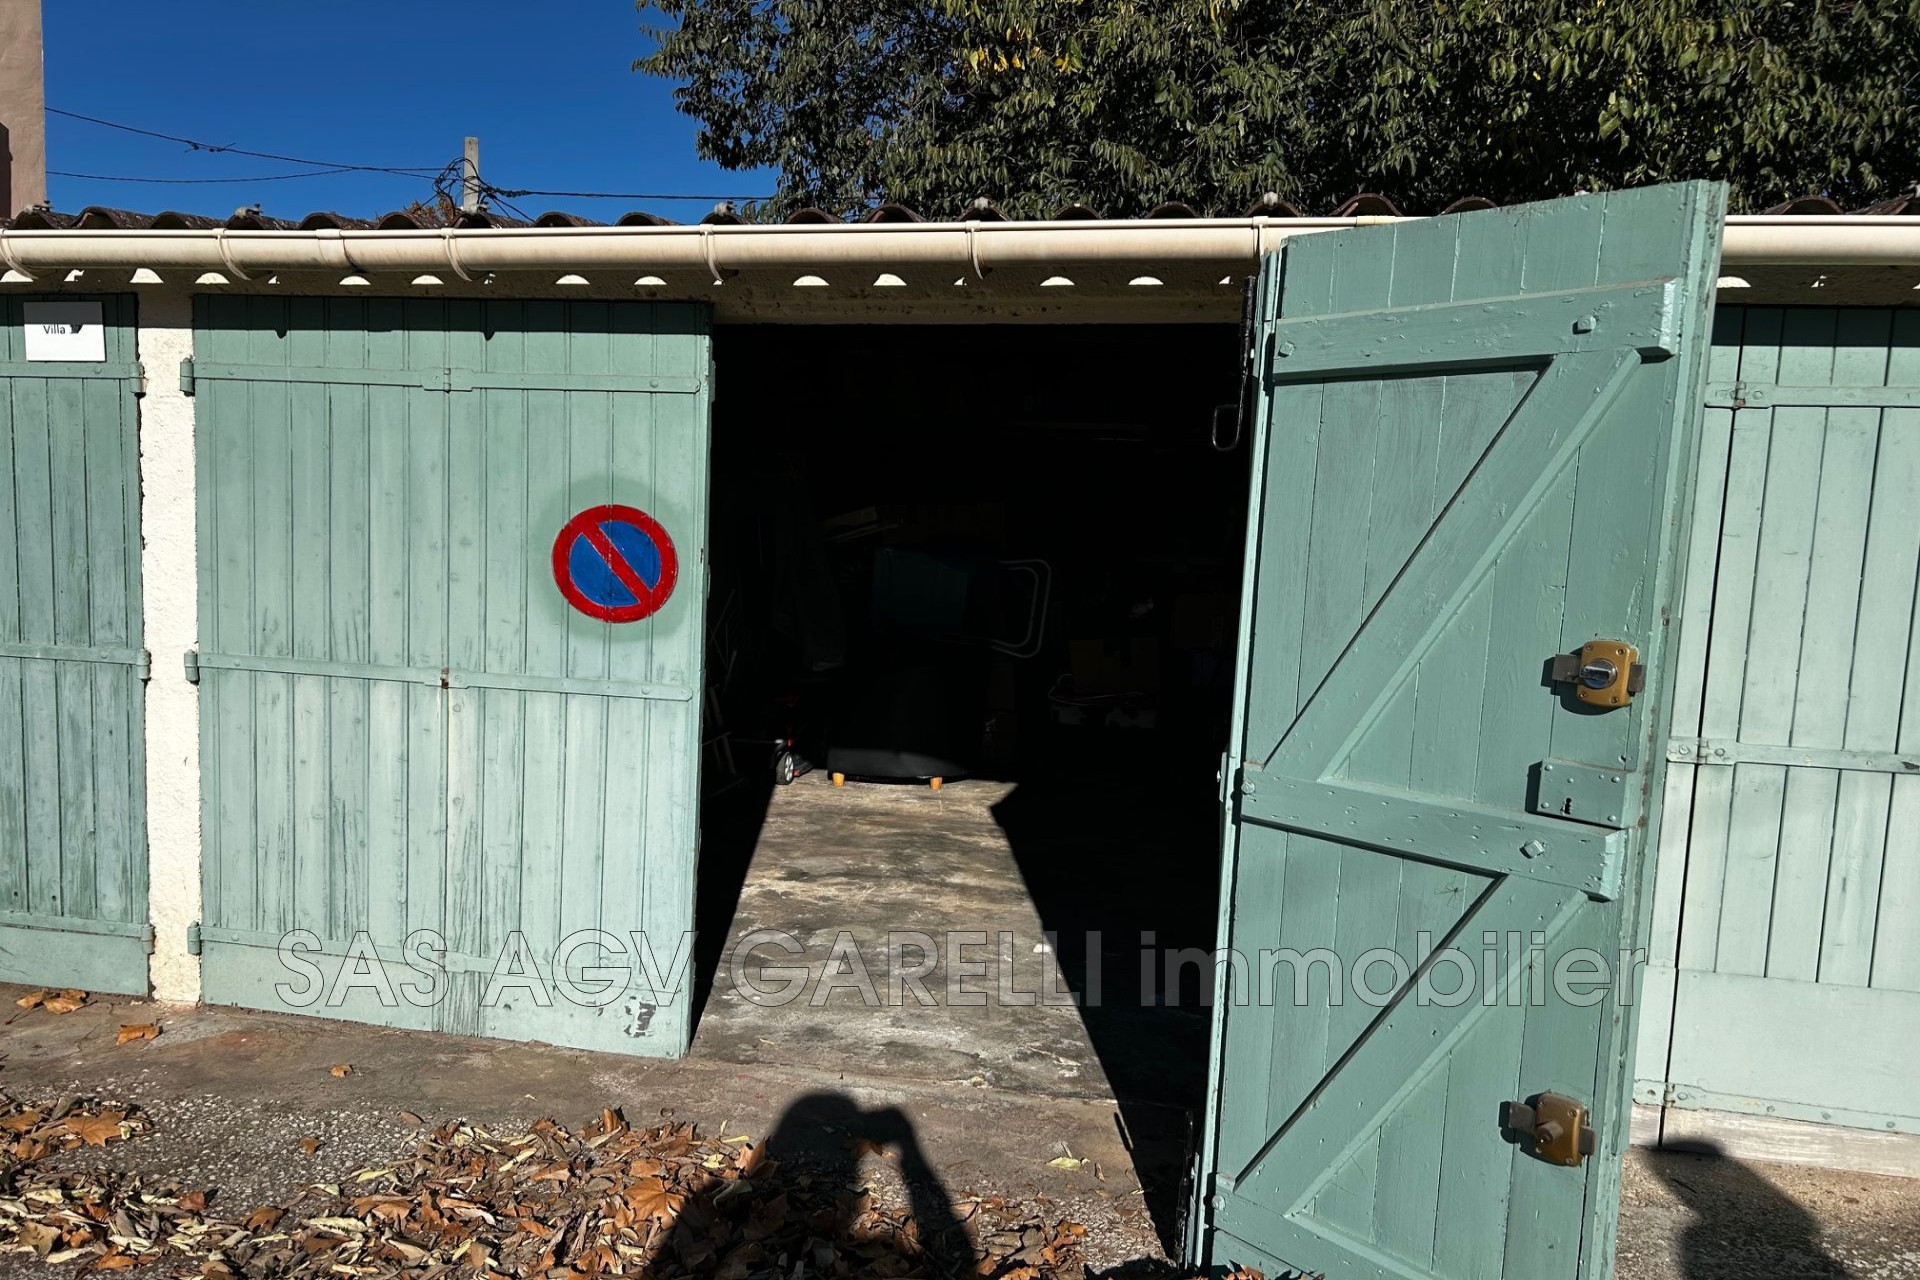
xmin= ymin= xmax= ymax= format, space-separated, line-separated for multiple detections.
xmin=47 ymin=107 xmax=443 ymax=175
xmin=49 ymin=166 xmax=377 ymax=184
xmin=51 ymin=106 xmax=775 ymax=212
xmin=490 ymin=186 xmax=774 ymax=202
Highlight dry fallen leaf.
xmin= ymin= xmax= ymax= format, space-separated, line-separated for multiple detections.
xmin=15 ymin=1219 xmax=59 ymax=1257
xmin=178 ymin=1188 xmax=209 ymax=1212
xmin=1045 ymin=1155 xmax=1087 ymax=1172
xmin=14 ymin=989 xmax=48 ymax=1010
xmin=299 ymin=1135 xmax=322 ymax=1156
xmin=398 ymin=1110 xmax=425 ymax=1126
xmin=64 ymin=1112 xmax=127 ymax=1146
xmin=116 ymin=1022 xmax=161 ymax=1045
xmin=244 ymin=1206 xmax=285 ymax=1232
xmin=329 ymin=1063 xmax=353 ymax=1078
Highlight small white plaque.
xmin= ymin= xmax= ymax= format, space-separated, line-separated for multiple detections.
xmin=22 ymin=301 xmax=107 ymax=362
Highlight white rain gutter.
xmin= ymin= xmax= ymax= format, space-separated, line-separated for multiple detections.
xmin=1 ymin=214 xmax=1916 ymax=280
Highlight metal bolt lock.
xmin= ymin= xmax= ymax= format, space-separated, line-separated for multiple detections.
xmin=1549 ymin=639 xmax=1643 ymax=709
xmin=1578 ymin=658 xmax=1619 ymax=690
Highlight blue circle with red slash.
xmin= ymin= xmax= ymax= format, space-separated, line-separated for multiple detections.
xmin=551 ymin=504 xmax=679 ymax=623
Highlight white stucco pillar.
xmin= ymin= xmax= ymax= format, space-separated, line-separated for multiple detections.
xmin=138 ymin=291 xmax=201 ymax=1002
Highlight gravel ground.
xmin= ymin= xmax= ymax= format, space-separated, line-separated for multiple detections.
xmin=5 ymin=993 xmax=1917 ymax=1278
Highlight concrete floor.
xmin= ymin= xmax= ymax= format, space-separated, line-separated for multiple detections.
xmin=2 ymin=776 xmax=1915 ymax=1276
xmin=692 ymin=775 xmax=1109 ymax=1095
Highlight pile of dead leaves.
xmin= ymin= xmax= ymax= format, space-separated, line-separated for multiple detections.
xmin=0 ymin=1104 xmax=1095 ymax=1278
xmin=0 ymin=1094 xmax=148 ymax=1181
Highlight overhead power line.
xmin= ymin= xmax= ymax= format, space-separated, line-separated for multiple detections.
xmin=47 ymin=107 xmax=443 ymax=175
xmin=490 ymin=186 xmax=775 ymax=202
xmin=49 ymin=166 xmax=374 ymax=185
xmin=51 ymin=108 xmax=776 ymax=209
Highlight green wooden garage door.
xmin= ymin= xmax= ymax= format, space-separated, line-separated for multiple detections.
xmin=191 ymin=297 xmax=709 ymax=1056
xmin=0 ymin=295 xmax=149 ymax=994
xmin=1195 ymin=185 xmax=1723 ymax=1279
xmin=1637 ymin=305 xmax=1920 ymax=1134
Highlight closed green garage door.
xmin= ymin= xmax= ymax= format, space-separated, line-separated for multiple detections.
xmin=1639 ymin=305 xmax=1920 ymax=1134
xmin=191 ymin=297 xmax=709 ymax=1056
xmin=0 ymin=295 xmax=149 ymax=994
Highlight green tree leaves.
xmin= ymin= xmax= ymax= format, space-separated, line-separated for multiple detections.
xmin=635 ymin=0 xmax=1920 ymax=218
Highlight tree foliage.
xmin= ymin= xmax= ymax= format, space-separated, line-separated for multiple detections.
xmin=636 ymin=0 xmax=1920 ymax=219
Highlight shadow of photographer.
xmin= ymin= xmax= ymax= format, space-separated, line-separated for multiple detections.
xmin=649 ymin=1091 xmax=974 ymax=1278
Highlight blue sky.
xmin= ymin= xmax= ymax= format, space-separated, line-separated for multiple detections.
xmin=42 ymin=2 xmax=775 ymax=222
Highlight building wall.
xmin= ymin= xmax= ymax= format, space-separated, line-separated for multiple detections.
xmin=0 ymin=0 xmax=45 ymax=217
xmin=137 ymin=294 xmax=201 ymax=1001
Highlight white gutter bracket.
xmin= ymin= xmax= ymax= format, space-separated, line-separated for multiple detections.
xmin=213 ymin=228 xmax=255 ymax=282
xmin=441 ymin=229 xmax=474 ymax=284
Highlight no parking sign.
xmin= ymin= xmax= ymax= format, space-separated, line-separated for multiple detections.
xmin=551 ymin=504 xmax=679 ymax=623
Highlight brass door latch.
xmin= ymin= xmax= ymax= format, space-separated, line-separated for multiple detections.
xmin=1551 ymin=639 xmax=1644 ymax=709
xmin=1504 ymin=1092 xmax=1597 ymax=1167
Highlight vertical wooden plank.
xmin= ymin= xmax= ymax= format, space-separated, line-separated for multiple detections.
xmin=287 ymin=305 xmax=333 ymax=938
xmin=0 ymin=382 xmax=21 ymax=916
xmin=1768 ymin=400 xmax=1874 ymax=980
xmin=45 ymin=375 xmax=98 ymax=920
xmin=251 ymin=371 xmax=296 ymax=937
xmin=1256 ymin=834 xmax=1341 ymax=1163
xmin=1822 ymin=355 xmax=1914 ymax=986
xmin=0 ymin=374 xmax=18 ymax=649
xmin=364 ymin=301 xmax=411 ymax=949
xmin=81 ymin=375 xmax=133 ymax=924
xmin=325 ymin=302 xmax=371 ymax=939
xmin=0 ymin=658 xmax=23 ymax=916
xmin=1241 ymin=383 xmax=1324 ymax=761
xmin=444 ymin=301 xmax=488 ymax=961
xmin=1870 ymin=312 xmax=1920 ymax=994
xmin=1677 ymin=310 xmax=1782 ymax=972
xmin=1298 ymin=380 xmax=1383 ymax=696
xmin=519 ymin=301 xmax=571 ymax=954
xmin=405 ymin=305 xmax=449 ymax=944
xmin=479 ymin=333 xmax=529 ymax=953
xmin=14 ymin=379 xmax=62 ymax=916
xmin=1638 ymin=306 xmax=1743 ymax=1089
xmin=1715 ymin=318 xmax=1829 ymax=977
xmin=1216 ymin=839 xmax=1288 ymax=1175
xmin=560 ymin=303 xmax=613 ymax=944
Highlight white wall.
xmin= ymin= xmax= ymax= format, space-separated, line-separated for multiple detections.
xmin=136 ymin=291 xmax=200 ymax=1002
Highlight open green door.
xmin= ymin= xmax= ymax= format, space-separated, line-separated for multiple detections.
xmin=1194 ymin=184 xmax=1724 ymax=1279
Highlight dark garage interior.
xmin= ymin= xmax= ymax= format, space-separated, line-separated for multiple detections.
xmin=691 ymin=322 xmax=1249 ymax=1245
